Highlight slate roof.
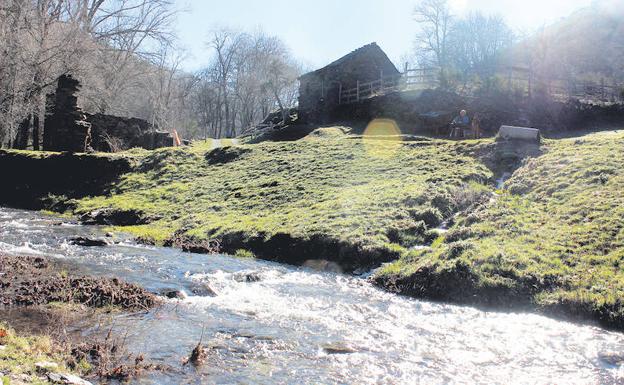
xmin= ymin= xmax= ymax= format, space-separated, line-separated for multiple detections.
xmin=299 ymin=43 xmax=396 ymax=80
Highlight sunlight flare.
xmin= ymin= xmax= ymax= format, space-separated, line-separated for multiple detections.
xmin=363 ymin=119 xmax=402 ymax=159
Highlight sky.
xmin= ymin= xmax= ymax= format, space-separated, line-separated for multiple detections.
xmin=173 ymin=0 xmax=595 ymax=72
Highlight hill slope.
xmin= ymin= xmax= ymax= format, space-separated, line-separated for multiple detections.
xmin=3 ymin=128 xmax=624 ymax=328
xmin=73 ymin=133 xmax=493 ymax=271
xmin=374 ymin=130 xmax=624 ymax=328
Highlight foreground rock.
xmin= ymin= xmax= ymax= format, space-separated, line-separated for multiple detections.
xmin=47 ymin=372 xmax=93 ymax=385
xmin=68 ymin=237 xmax=109 ymax=247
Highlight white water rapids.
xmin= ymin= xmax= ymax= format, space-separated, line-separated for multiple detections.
xmin=1 ymin=207 xmax=623 ymax=384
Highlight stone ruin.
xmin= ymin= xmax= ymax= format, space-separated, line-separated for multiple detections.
xmin=43 ymin=75 xmax=173 ymax=153
xmin=87 ymin=113 xmax=173 ymax=152
xmin=42 ymin=75 xmax=92 ymax=152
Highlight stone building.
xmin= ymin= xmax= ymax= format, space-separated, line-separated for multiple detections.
xmin=43 ymin=75 xmax=173 ymax=153
xmin=298 ymin=43 xmax=400 ymax=123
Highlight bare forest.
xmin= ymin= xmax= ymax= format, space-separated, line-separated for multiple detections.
xmin=0 ymin=0 xmax=300 ymax=148
xmin=1 ymin=0 xmax=622 ymax=149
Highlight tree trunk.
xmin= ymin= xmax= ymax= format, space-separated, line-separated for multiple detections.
xmin=13 ymin=117 xmax=31 ymax=150
xmin=32 ymin=113 xmax=40 ymax=151
xmin=273 ymin=90 xmax=288 ymax=124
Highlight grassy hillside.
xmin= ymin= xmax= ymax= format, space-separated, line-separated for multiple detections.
xmin=72 ymin=131 xmax=493 ymax=270
xmin=374 ymin=130 xmax=624 ymax=328
xmin=4 ymin=126 xmax=624 ymax=327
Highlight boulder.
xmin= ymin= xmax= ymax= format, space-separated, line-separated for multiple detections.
xmin=35 ymin=361 xmax=59 ymax=373
xmin=47 ymin=373 xmax=93 ymax=385
xmin=158 ymin=289 xmax=187 ymax=299
xmin=322 ymin=342 xmax=358 ymax=354
xmin=189 ymin=283 xmax=218 ymax=297
xmin=498 ymin=125 xmax=540 ymax=142
xmin=68 ymin=237 xmax=108 ymax=247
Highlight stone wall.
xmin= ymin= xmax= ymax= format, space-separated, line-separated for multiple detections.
xmin=332 ymin=89 xmax=466 ymax=135
xmin=43 ymin=75 xmax=173 ymax=153
xmin=87 ymin=113 xmax=173 ymax=152
xmin=42 ymin=75 xmax=92 ymax=152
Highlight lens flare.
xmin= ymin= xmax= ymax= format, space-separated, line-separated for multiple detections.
xmin=363 ymin=119 xmax=402 ymax=159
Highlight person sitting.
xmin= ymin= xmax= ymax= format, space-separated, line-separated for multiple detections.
xmin=449 ymin=110 xmax=470 ymax=138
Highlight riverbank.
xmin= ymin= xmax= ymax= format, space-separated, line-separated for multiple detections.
xmin=1 ymin=126 xmax=624 ymax=329
xmin=374 ymin=130 xmax=624 ymax=329
xmin=3 ymin=129 xmax=494 ymax=272
xmin=0 ymin=254 xmax=157 ymax=309
xmin=0 ymin=253 xmax=161 ymax=384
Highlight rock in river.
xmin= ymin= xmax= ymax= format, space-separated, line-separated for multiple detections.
xmin=68 ymin=237 xmax=108 ymax=247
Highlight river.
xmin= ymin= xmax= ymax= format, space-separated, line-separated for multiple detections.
xmin=1 ymin=207 xmax=623 ymax=384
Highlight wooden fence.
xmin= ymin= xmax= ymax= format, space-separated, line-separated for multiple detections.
xmin=499 ymin=66 xmax=623 ymax=103
xmin=338 ymin=67 xmax=440 ymax=105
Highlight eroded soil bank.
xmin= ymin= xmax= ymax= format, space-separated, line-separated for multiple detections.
xmin=374 ymin=130 xmax=624 ymax=330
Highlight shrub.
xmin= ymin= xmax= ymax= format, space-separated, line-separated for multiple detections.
xmin=234 ymin=249 xmax=255 ymax=259
xmin=386 ymin=220 xmax=429 ymax=247
xmin=450 ymin=182 xmax=491 ymax=211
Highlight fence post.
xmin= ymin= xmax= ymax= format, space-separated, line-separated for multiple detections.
xmin=356 ymin=80 xmax=360 ymax=102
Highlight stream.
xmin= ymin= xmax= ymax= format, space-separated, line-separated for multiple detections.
xmin=1 ymin=206 xmax=624 ymax=384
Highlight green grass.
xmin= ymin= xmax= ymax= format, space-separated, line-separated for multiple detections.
xmin=74 ymin=132 xmax=493 ymax=265
xmin=6 ymin=126 xmax=624 ymax=326
xmin=0 ymin=323 xmax=83 ymax=384
xmin=376 ymin=130 xmax=624 ymax=327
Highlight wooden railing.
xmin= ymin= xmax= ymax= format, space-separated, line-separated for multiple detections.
xmin=338 ymin=67 xmax=440 ymax=105
xmin=498 ymin=66 xmax=624 ymax=103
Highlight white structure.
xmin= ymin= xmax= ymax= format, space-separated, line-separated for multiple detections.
xmin=498 ymin=125 xmax=540 ymax=141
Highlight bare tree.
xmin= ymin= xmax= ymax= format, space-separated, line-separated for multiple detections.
xmin=0 ymin=0 xmax=86 ymax=148
xmin=413 ymin=0 xmax=452 ymax=85
xmin=448 ymin=12 xmax=514 ymax=78
xmin=194 ymin=28 xmax=300 ymax=138
xmin=67 ymin=0 xmax=177 ymax=115
xmin=208 ymin=29 xmax=247 ymax=137
xmin=0 ymin=0 xmax=179 ymax=149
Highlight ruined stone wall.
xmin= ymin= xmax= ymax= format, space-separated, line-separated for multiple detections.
xmin=87 ymin=113 xmax=173 ymax=152
xmin=43 ymin=75 xmax=173 ymax=153
xmin=332 ymin=89 xmax=465 ymax=135
xmin=42 ymin=75 xmax=92 ymax=152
